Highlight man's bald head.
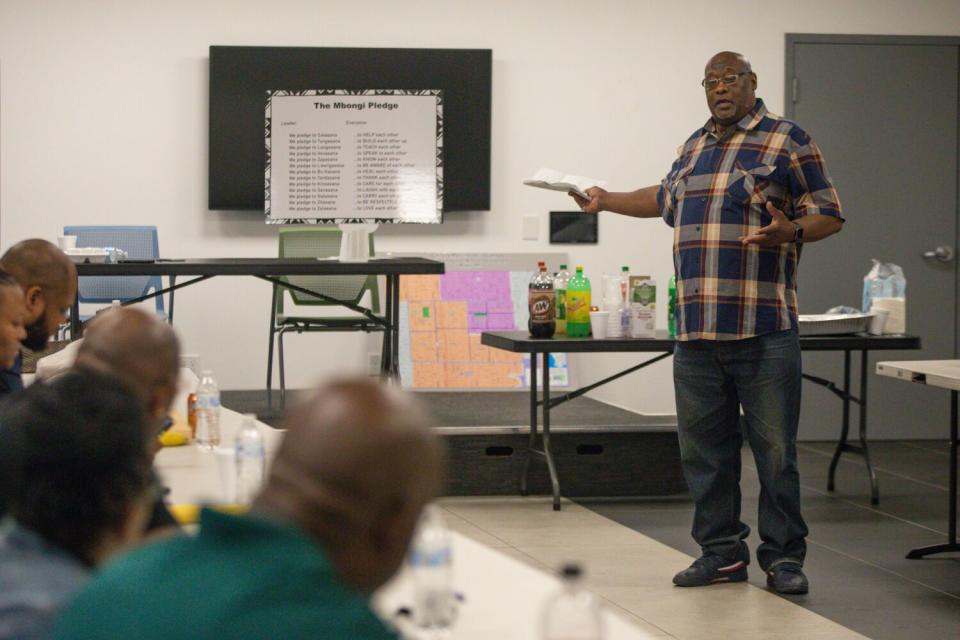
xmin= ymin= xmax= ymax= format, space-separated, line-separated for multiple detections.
xmin=703 ymin=51 xmax=757 ymax=130
xmin=705 ymin=51 xmax=752 ymax=76
xmin=0 ymin=239 xmax=76 ymax=294
xmin=0 ymin=239 xmax=78 ymax=350
xmin=256 ymin=378 xmax=445 ymax=594
xmin=74 ymin=308 xmax=180 ymax=432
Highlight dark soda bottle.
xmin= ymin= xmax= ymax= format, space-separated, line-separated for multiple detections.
xmin=528 ymin=261 xmax=556 ymax=338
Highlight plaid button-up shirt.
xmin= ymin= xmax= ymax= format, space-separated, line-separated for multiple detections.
xmin=657 ymin=99 xmax=842 ymax=341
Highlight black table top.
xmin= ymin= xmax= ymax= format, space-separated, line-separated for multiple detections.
xmin=481 ymin=330 xmax=922 ymax=353
xmin=73 ymin=257 xmax=445 ymax=277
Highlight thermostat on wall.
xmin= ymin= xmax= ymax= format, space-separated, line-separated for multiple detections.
xmin=549 ymin=211 xmax=598 ymax=244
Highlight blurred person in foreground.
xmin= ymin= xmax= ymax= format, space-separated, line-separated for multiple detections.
xmin=0 ymin=239 xmax=77 ymax=396
xmin=0 ymin=372 xmax=156 ymax=640
xmin=54 ymin=378 xmax=446 ymax=640
xmin=73 ymin=307 xmax=183 ymax=532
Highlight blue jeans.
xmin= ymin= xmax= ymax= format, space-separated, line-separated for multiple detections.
xmin=673 ymin=329 xmax=807 ymax=570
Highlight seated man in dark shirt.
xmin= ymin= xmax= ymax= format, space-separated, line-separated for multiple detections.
xmin=54 ymin=379 xmax=446 ymax=640
xmin=0 ymin=270 xmax=27 ymax=374
xmin=0 ymin=239 xmax=77 ymax=396
xmin=0 ymin=372 xmax=156 ymax=640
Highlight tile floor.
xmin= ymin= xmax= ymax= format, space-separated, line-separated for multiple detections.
xmin=439 ymin=497 xmax=867 ymax=640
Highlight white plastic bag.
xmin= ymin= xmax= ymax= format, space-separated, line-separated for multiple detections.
xmin=862 ymin=260 xmax=906 ymax=334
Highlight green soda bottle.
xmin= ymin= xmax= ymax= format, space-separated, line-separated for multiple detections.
xmin=566 ymin=266 xmax=592 ymax=337
xmin=668 ymin=274 xmax=677 ymax=338
xmin=554 ymin=264 xmax=571 ymax=335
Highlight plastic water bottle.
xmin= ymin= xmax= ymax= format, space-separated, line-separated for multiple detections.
xmin=619 ymin=266 xmax=631 ymax=336
xmin=541 ymin=563 xmax=604 ymax=640
xmin=554 ymin=264 xmax=571 ymax=335
xmin=234 ymin=414 xmax=265 ymax=504
xmin=409 ymin=504 xmax=455 ymax=634
xmin=195 ymin=370 xmax=221 ymax=451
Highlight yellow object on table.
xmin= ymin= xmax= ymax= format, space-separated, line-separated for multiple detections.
xmin=158 ymin=411 xmax=192 ymax=447
xmin=168 ymin=503 xmax=250 ymax=525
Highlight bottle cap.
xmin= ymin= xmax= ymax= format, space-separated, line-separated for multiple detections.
xmin=560 ymin=563 xmax=583 ymax=579
xmin=621 ymin=266 xmax=629 ymax=272
xmin=575 ymin=265 xmax=583 ymax=271
xmin=559 ymin=264 xmax=567 ymax=270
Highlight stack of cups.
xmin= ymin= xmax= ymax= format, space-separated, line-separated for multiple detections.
xmin=606 ymin=308 xmax=623 ymax=338
xmin=601 ymin=274 xmax=624 ymax=338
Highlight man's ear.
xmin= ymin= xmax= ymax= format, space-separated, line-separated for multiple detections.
xmin=23 ymin=285 xmax=45 ymax=316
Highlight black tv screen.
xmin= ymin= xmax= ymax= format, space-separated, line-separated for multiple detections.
xmin=209 ymin=46 xmax=492 ymax=213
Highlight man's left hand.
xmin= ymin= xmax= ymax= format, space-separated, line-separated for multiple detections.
xmin=739 ymin=202 xmax=795 ymax=246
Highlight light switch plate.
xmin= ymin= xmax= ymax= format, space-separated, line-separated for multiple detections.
xmin=522 ymin=215 xmax=539 ymax=241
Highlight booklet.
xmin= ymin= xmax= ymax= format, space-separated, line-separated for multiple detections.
xmin=523 ymin=168 xmax=608 ymax=200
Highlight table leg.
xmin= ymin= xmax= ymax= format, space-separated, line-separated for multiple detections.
xmin=542 ymin=352 xmax=561 ymax=511
xmin=828 ymin=350 xmax=852 ymax=492
xmin=381 ymin=276 xmax=394 ymax=377
xmin=858 ymin=349 xmax=879 ymax=505
xmin=391 ymin=274 xmax=400 ymax=377
xmin=520 ymin=351 xmax=537 ymax=496
xmin=70 ymin=294 xmax=81 ymax=338
xmin=907 ymin=390 xmax=960 ymax=558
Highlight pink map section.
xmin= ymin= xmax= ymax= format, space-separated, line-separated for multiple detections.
xmin=401 ymin=272 xmax=525 ymax=388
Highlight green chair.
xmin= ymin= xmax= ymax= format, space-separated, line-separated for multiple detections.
xmin=266 ymin=227 xmax=383 ymax=410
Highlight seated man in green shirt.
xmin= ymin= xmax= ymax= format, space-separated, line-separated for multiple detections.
xmin=54 ymin=378 xmax=446 ymax=640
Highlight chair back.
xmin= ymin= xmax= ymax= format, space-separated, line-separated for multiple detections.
xmin=277 ymin=227 xmax=378 ymax=314
xmin=63 ymin=225 xmax=164 ymax=312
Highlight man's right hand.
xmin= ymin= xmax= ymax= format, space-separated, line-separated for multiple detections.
xmin=571 ymin=186 xmax=607 ymax=214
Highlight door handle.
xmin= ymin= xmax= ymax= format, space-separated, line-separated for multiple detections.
xmin=922 ymin=245 xmax=954 ymax=263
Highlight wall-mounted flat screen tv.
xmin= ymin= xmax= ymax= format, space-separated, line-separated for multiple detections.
xmin=209 ymin=46 xmax=492 ymax=215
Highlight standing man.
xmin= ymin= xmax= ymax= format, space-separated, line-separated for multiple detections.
xmin=573 ymin=52 xmax=842 ymax=595
xmin=0 ymin=239 xmax=78 ymax=396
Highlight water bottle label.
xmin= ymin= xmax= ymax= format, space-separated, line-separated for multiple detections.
xmin=409 ymin=546 xmax=452 ymax=568
xmin=197 ymin=395 xmax=221 ymax=409
xmin=237 ymin=443 xmax=265 ymax=458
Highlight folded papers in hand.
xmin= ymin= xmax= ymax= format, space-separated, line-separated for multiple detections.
xmin=523 ymin=168 xmax=608 ymax=200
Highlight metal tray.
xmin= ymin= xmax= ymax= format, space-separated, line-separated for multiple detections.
xmin=798 ymin=313 xmax=872 ymax=336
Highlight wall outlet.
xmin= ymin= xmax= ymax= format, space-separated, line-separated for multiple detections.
xmin=522 ymin=215 xmax=539 ymax=241
xmin=368 ymin=353 xmax=382 ymax=376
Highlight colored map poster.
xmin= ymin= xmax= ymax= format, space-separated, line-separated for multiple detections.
xmin=397 ymin=253 xmax=569 ymax=390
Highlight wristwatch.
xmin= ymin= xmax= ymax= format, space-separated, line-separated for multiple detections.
xmin=791 ymin=221 xmax=804 ymax=244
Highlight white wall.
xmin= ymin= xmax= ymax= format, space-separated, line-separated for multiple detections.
xmin=2 ymin=0 xmax=959 ymax=415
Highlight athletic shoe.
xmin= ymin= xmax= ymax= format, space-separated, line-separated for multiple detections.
xmin=766 ymin=562 xmax=809 ymax=595
xmin=672 ymin=550 xmax=749 ymax=587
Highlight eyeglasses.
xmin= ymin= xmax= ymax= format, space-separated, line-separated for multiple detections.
xmin=701 ymin=71 xmax=750 ymax=91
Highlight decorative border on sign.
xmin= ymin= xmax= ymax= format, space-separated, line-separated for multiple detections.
xmin=264 ymin=89 xmax=443 ymax=224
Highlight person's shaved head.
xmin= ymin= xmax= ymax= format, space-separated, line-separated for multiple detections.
xmin=74 ymin=308 xmax=180 ymax=450
xmin=0 ymin=239 xmax=78 ymax=351
xmin=703 ymin=51 xmax=757 ymax=132
xmin=255 ymin=379 xmax=446 ymax=594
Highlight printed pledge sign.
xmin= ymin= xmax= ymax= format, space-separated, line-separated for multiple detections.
xmin=265 ymin=90 xmax=443 ymax=224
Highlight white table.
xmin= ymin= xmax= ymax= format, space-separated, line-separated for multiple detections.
xmin=374 ymin=533 xmax=660 ymax=640
xmin=876 ymin=360 xmax=960 ymax=558
xmin=154 ymin=410 xmax=656 ymax=639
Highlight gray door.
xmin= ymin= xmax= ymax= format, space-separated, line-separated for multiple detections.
xmin=787 ymin=37 xmax=959 ymax=440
